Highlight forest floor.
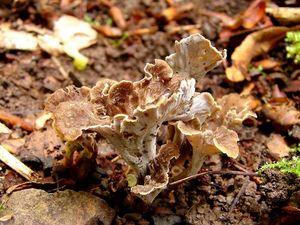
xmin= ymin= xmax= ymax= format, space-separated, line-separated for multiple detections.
xmin=0 ymin=0 xmax=300 ymax=224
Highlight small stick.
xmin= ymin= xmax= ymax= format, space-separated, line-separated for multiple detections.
xmin=51 ymin=56 xmax=69 ymax=80
xmin=230 ymin=159 xmax=261 ymax=184
xmin=169 ymin=170 xmax=257 ymax=186
xmin=165 ymin=24 xmax=201 ymax=34
xmin=0 ymin=110 xmax=33 ymax=132
xmin=228 ymin=177 xmax=250 ymax=214
xmin=128 ymin=26 xmax=158 ymax=36
xmin=111 ymin=155 xmax=121 ymax=163
xmin=99 ymin=0 xmax=127 ymax=29
xmin=109 ymin=6 xmax=127 ymax=29
xmin=0 ymin=145 xmax=39 ymax=181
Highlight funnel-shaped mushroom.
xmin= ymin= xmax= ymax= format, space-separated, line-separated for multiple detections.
xmin=45 ymin=34 xmax=226 ymax=202
xmin=173 ymin=94 xmax=256 ymax=178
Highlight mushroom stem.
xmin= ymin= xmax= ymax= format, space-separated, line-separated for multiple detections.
xmin=187 ymin=153 xmax=207 ymax=176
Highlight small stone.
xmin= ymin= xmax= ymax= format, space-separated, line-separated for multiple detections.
xmin=1 ymin=188 xmax=115 ymax=225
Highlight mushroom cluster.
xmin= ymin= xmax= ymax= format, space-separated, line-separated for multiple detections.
xmin=45 ymin=34 xmax=255 ymax=203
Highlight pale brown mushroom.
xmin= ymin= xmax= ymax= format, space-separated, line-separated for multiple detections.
xmin=45 ymin=34 xmax=227 ymax=203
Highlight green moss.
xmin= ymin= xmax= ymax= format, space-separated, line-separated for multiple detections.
xmin=0 ymin=202 xmax=6 ymax=212
xmin=110 ymin=32 xmax=129 ymax=48
xmin=285 ymin=31 xmax=300 ymax=64
xmin=259 ymin=156 xmax=300 ymax=177
xmin=290 ymin=143 xmax=300 ymax=153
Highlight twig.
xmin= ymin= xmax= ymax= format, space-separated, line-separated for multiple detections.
xmin=51 ymin=56 xmax=69 ymax=80
xmin=0 ymin=145 xmax=39 ymax=181
xmin=169 ymin=170 xmax=257 ymax=186
xmin=0 ymin=110 xmax=33 ymax=132
xmin=165 ymin=24 xmax=201 ymax=34
xmin=230 ymin=159 xmax=261 ymax=184
xmin=228 ymin=176 xmax=250 ymax=214
xmin=111 ymin=155 xmax=121 ymax=163
xmin=128 ymin=26 xmax=158 ymax=36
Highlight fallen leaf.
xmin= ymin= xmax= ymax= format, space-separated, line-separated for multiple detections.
xmin=1 ymin=138 xmax=25 ymax=154
xmin=266 ymin=5 xmax=300 ymax=25
xmin=262 ymin=103 xmax=300 ymax=126
xmin=200 ymin=10 xmax=240 ymax=29
xmin=161 ymin=2 xmax=194 ymax=22
xmin=109 ymin=6 xmax=127 ymax=29
xmin=128 ymin=26 xmax=158 ymax=36
xmin=0 ymin=26 xmax=38 ymax=51
xmin=240 ymin=82 xmax=255 ymax=96
xmin=201 ymin=0 xmax=267 ymax=33
xmin=253 ymin=58 xmax=283 ymax=69
xmin=226 ymin=64 xmax=247 ymax=82
xmin=35 ymin=112 xmax=52 ymax=129
xmin=242 ymin=0 xmax=266 ymax=29
xmin=0 ymin=15 xmax=98 ymax=71
xmin=271 ymin=84 xmax=288 ymax=103
xmin=165 ymin=24 xmax=201 ymax=35
xmin=0 ymin=214 xmax=13 ymax=222
xmin=96 ymin=25 xmax=122 ymax=38
xmin=0 ymin=122 xmax=11 ymax=134
xmin=283 ymin=80 xmax=300 ymax=92
xmin=37 ymin=34 xmax=63 ymax=56
xmin=54 ymin=15 xmax=97 ymax=50
xmin=266 ymin=134 xmax=290 ymax=159
xmin=226 ymin=26 xmax=296 ymax=82
xmin=0 ymin=110 xmax=34 ymax=132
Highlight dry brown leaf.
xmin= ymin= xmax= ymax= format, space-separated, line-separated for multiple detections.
xmin=1 ymin=138 xmax=25 ymax=154
xmin=109 ymin=6 xmax=127 ymax=29
xmin=128 ymin=26 xmax=158 ymax=36
xmin=242 ymin=0 xmax=266 ymax=29
xmin=266 ymin=5 xmax=300 ymax=25
xmin=266 ymin=134 xmax=290 ymax=159
xmin=0 ymin=16 xmax=97 ymax=70
xmin=240 ymin=82 xmax=255 ymax=96
xmin=96 ymin=26 xmax=122 ymax=38
xmin=262 ymin=103 xmax=300 ymax=126
xmin=283 ymin=80 xmax=300 ymax=93
xmin=0 ymin=122 xmax=11 ymax=134
xmin=200 ymin=10 xmax=240 ymax=29
xmin=35 ymin=112 xmax=52 ymax=129
xmin=0 ymin=25 xmax=38 ymax=51
xmin=201 ymin=0 xmax=266 ymax=31
xmin=226 ymin=27 xmax=292 ymax=82
xmin=253 ymin=58 xmax=283 ymax=69
xmin=161 ymin=2 xmax=194 ymax=22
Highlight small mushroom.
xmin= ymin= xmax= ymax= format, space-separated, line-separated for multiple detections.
xmin=172 ymin=94 xmax=256 ymax=178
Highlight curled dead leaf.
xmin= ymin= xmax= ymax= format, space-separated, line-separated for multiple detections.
xmin=262 ymin=103 xmax=300 ymax=126
xmin=0 ymin=25 xmax=38 ymax=51
xmin=0 ymin=122 xmax=11 ymax=134
xmin=161 ymin=3 xmax=194 ymax=22
xmin=242 ymin=0 xmax=266 ymax=29
xmin=266 ymin=5 xmax=300 ymax=25
xmin=226 ymin=26 xmax=294 ymax=82
xmin=266 ymin=134 xmax=290 ymax=159
xmin=0 ymin=16 xmax=97 ymax=71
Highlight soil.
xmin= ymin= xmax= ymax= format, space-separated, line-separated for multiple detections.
xmin=0 ymin=0 xmax=300 ymax=225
